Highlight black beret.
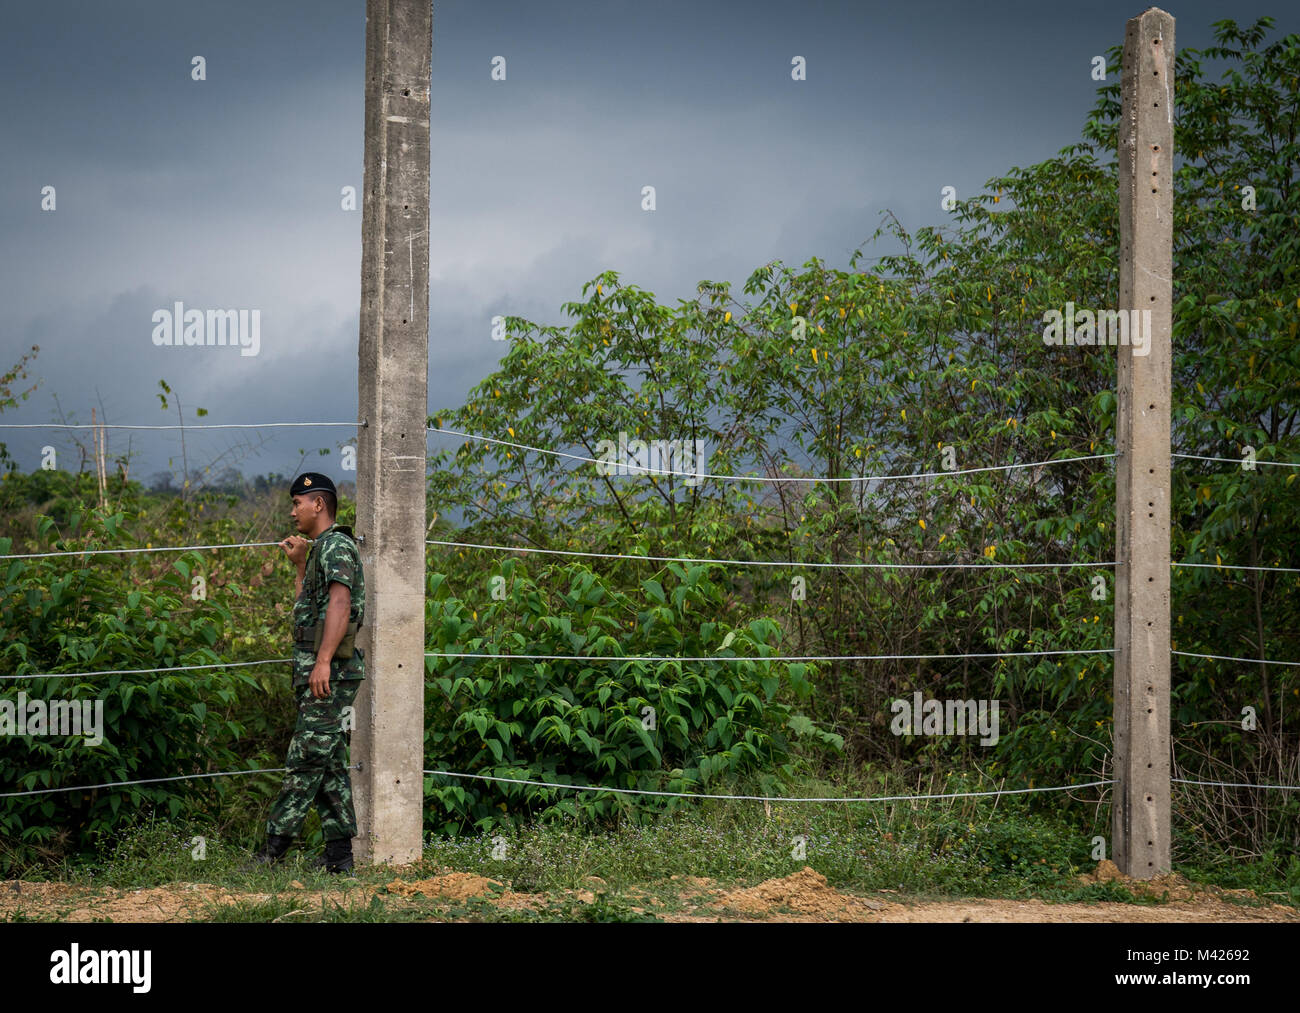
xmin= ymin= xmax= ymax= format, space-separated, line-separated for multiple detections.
xmin=289 ymin=472 xmax=337 ymax=498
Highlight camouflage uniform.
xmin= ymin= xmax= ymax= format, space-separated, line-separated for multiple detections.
xmin=266 ymin=521 xmax=367 ymax=841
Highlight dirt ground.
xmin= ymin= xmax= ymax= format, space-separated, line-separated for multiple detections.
xmin=3 ymin=861 xmax=1295 ymax=922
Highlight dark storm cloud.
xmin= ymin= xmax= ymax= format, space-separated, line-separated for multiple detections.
xmin=0 ymin=0 xmax=1274 ymax=480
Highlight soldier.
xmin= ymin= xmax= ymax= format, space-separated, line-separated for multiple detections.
xmin=252 ymin=472 xmax=366 ymax=873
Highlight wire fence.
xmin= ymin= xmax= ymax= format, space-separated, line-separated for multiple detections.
xmin=1172 ymin=452 xmax=1300 ymax=468
xmin=1 ymin=659 xmax=291 ymax=681
xmin=0 ymin=767 xmax=296 ymax=799
xmin=428 ymin=423 xmax=1117 ymax=484
xmin=423 ymin=769 xmax=1119 ymax=802
xmin=0 ymin=422 xmax=359 ymax=431
xmin=425 ymin=649 xmax=1114 ymax=663
xmin=6 ymin=769 xmax=1297 ymax=804
xmin=2 ymin=419 xmax=1296 ymax=815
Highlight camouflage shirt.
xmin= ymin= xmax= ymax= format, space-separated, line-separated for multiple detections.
xmin=292 ymin=522 xmax=366 ymax=686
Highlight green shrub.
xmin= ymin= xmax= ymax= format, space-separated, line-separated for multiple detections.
xmin=423 ymin=559 xmax=842 ymax=833
xmin=0 ymin=513 xmax=270 ymax=873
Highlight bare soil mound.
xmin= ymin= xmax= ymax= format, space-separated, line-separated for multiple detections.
xmin=384 ymin=872 xmax=503 ymax=903
xmin=714 ymin=866 xmax=886 ymax=920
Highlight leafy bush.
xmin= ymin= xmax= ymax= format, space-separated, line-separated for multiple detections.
xmin=0 ymin=512 xmax=272 ymax=873
xmin=423 ymin=559 xmax=842 ymax=833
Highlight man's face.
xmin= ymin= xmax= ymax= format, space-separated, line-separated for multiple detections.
xmin=290 ymin=493 xmax=322 ymax=532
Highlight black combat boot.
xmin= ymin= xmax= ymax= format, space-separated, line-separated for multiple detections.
xmin=315 ymin=837 xmax=355 ymax=874
xmin=252 ymin=833 xmax=293 ymax=866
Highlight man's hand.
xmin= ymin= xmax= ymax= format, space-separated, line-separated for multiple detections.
xmin=309 ymin=659 xmax=332 ymax=699
xmin=280 ymin=535 xmax=310 ymax=568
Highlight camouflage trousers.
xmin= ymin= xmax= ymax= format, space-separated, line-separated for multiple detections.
xmin=267 ymin=680 xmax=361 ymax=841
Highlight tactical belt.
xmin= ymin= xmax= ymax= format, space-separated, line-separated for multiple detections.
xmin=294 ymin=621 xmax=360 ymax=660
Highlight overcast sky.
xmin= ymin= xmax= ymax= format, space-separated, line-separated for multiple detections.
xmin=0 ymin=0 xmax=1283 ymax=487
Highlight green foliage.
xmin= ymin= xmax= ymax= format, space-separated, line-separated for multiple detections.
xmin=420 ymin=781 xmax=1126 ymax=903
xmin=423 ymin=559 xmax=842 ymax=833
xmin=423 ymin=17 xmax=1298 ymax=860
xmin=0 ymin=346 xmax=40 ymax=473
xmin=200 ymin=894 xmax=387 ymax=923
xmin=0 ymin=510 xmax=276 ymax=873
xmin=1 ymin=18 xmax=1296 ymax=878
xmin=1082 ymin=17 xmax=1300 ymax=851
